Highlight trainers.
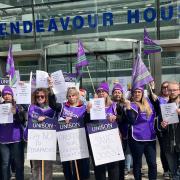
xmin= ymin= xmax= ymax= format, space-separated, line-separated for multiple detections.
xmin=124 ymin=169 xmax=129 ymax=178
xmin=163 ymin=171 xmax=170 ymax=179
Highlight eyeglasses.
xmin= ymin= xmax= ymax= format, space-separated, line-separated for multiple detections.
xmin=36 ymin=95 xmax=45 ymax=99
xmin=168 ymin=89 xmax=179 ymax=93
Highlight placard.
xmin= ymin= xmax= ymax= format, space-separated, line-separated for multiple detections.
xmin=57 ymin=119 xmax=89 ymax=162
xmin=90 ymin=98 xmax=106 ymax=120
xmin=0 ymin=104 xmax=13 ymax=124
xmin=87 ymin=121 xmax=124 ymax=166
xmin=160 ymin=103 xmax=179 ymax=124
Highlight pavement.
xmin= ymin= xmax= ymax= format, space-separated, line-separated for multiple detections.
xmin=23 ymin=143 xmax=165 ymax=180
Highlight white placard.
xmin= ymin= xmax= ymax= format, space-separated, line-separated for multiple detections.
xmin=89 ymin=128 xmax=124 ymax=166
xmin=160 ymin=103 xmax=179 ymax=124
xmin=90 ymin=98 xmax=106 ymax=120
xmin=0 ymin=104 xmax=13 ymax=124
xmin=51 ymin=70 xmax=66 ymax=94
xmin=16 ymin=82 xmax=31 ymax=104
xmin=36 ymin=70 xmax=49 ymax=88
xmin=57 ymin=128 xmax=89 ymax=162
xmin=27 ymin=129 xmax=57 ymax=160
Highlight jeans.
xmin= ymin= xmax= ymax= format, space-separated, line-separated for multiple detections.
xmin=129 ymin=138 xmax=157 ymax=180
xmin=165 ymin=151 xmax=179 ymax=178
xmin=125 ymin=154 xmax=132 ymax=172
xmin=0 ymin=141 xmax=24 ymax=180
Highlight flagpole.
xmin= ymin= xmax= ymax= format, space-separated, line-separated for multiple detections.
xmin=86 ymin=66 xmax=96 ymax=94
xmin=74 ymin=160 xmax=80 ymax=180
xmin=147 ymin=55 xmax=152 ymax=74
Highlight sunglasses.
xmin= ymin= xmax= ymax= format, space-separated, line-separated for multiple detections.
xmin=36 ymin=95 xmax=45 ymax=99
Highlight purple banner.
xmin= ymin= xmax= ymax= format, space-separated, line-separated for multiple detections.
xmin=28 ymin=118 xmax=57 ymax=130
xmin=86 ymin=120 xmax=118 ymax=134
xmin=56 ymin=118 xmax=85 ymax=132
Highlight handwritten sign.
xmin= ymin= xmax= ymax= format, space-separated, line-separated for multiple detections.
xmin=0 ymin=104 xmax=13 ymax=124
xmin=90 ymin=98 xmax=106 ymax=120
xmin=16 ymin=82 xmax=31 ymax=104
xmin=87 ymin=121 xmax=124 ymax=166
xmin=27 ymin=129 xmax=57 ymax=160
xmin=160 ymin=103 xmax=179 ymax=124
xmin=36 ymin=70 xmax=49 ymax=88
xmin=56 ymin=119 xmax=89 ymax=162
xmin=27 ymin=115 xmax=57 ymax=160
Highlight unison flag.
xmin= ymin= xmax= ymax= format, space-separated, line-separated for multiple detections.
xmin=6 ymin=45 xmax=17 ymax=86
xmin=144 ymin=27 xmax=162 ymax=54
xmin=76 ymin=40 xmax=89 ymax=69
xmin=132 ymin=54 xmax=154 ymax=90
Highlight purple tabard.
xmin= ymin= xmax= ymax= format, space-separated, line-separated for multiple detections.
xmin=131 ymin=100 xmax=156 ymax=141
xmin=87 ymin=102 xmax=118 ymax=134
xmin=59 ymin=103 xmax=86 ymax=120
xmin=0 ymin=106 xmax=23 ymax=144
xmin=24 ymin=105 xmax=56 ymax=141
xmin=57 ymin=103 xmax=86 ymax=131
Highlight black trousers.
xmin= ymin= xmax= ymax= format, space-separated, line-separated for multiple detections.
xmin=129 ymin=138 xmax=157 ymax=180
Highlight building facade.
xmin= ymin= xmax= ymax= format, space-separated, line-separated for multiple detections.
xmin=0 ymin=0 xmax=179 ymax=92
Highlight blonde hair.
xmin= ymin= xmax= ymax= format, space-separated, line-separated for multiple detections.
xmin=105 ymin=95 xmax=113 ymax=107
xmin=66 ymin=87 xmax=79 ymax=99
xmin=134 ymin=97 xmax=152 ymax=117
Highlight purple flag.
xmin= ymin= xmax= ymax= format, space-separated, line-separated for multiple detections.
xmin=144 ymin=27 xmax=162 ymax=54
xmin=76 ymin=40 xmax=89 ymax=69
xmin=6 ymin=45 xmax=17 ymax=86
xmin=132 ymin=54 xmax=154 ymax=90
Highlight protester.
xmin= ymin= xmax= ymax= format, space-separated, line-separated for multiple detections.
xmin=0 ymin=86 xmax=24 ymax=180
xmin=26 ymin=88 xmax=56 ymax=180
xmin=111 ymin=83 xmax=128 ymax=180
xmin=160 ymin=81 xmax=180 ymax=179
xmin=48 ymin=80 xmax=90 ymax=180
xmin=86 ymin=82 xmax=124 ymax=180
xmin=124 ymin=86 xmax=157 ymax=180
xmin=149 ymin=81 xmax=170 ymax=178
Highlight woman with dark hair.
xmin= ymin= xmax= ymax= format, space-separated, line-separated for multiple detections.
xmin=0 ymin=86 xmax=24 ymax=180
xmin=111 ymin=83 xmax=128 ymax=180
xmin=150 ymin=81 xmax=170 ymax=178
xmin=125 ymin=86 xmax=157 ymax=180
xmin=26 ymin=88 xmax=56 ymax=180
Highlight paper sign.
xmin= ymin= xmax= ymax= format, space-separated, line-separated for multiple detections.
xmin=0 ymin=104 xmax=13 ymax=124
xmin=27 ymin=129 xmax=57 ymax=160
xmin=90 ymin=98 xmax=106 ymax=120
xmin=87 ymin=121 xmax=124 ymax=166
xmin=16 ymin=82 xmax=31 ymax=104
xmin=36 ymin=70 xmax=49 ymax=88
xmin=56 ymin=119 xmax=89 ymax=162
xmin=160 ymin=103 xmax=179 ymax=124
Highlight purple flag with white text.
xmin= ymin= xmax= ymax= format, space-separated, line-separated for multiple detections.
xmin=144 ymin=27 xmax=162 ymax=54
xmin=132 ymin=54 xmax=153 ymax=90
xmin=76 ymin=40 xmax=89 ymax=69
xmin=6 ymin=44 xmax=17 ymax=86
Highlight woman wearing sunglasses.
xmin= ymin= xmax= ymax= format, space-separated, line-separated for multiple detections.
xmin=26 ymin=88 xmax=56 ymax=180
